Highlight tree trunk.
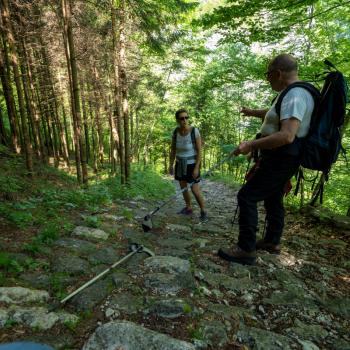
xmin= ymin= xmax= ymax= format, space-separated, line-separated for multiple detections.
xmin=119 ymin=0 xmax=130 ymax=182
xmin=25 ymin=42 xmax=46 ymax=162
xmin=1 ymin=0 xmax=33 ymax=173
xmin=62 ymin=0 xmax=87 ymax=184
xmin=88 ymin=97 xmax=98 ymax=173
xmin=0 ymin=105 xmax=8 ymax=145
xmin=61 ymin=100 xmax=71 ymax=156
xmin=39 ymin=39 xmax=70 ymax=168
xmin=91 ymin=64 xmax=105 ymax=166
xmin=59 ymin=5 xmax=81 ymax=181
xmin=111 ymin=3 xmax=124 ymax=182
xmin=20 ymin=40 xmax=39 ymax=158
xmin=0 ymin=27 xmax=20 ymax=152
xmin=81 ymin=81 xmax=90 ymax=164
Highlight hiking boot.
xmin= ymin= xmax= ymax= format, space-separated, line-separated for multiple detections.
xmin=256 ymin=239 xmax=281 ymax=254
xmin=199 ymin=210 xmax=208 ymax=222
xmin=217 ymin=245 xmax=256 ymax=265
xmin=178 ymin=207 xmax=193 ymax=215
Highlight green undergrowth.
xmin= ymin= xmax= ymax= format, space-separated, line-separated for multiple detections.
xmin=101 ymin=164 xmax=175 ymax=201
xmin=208 ymin=157 xmax=349 ymax=216
xmin=0 ymin=147 xmax=175 ymax=282
xmin=0 ymin=147 xmax=174 ymax=233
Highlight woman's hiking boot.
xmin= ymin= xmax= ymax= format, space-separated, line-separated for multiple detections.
xmin=217 ymin=245 xmax=256 ymax=265
xmin=178 ymin=207 xmax=193 ymax=215
xmin=200 ymin=210 xmax=208 ymax=222
xmin=256 ymin=239 xmax=281 ymax=254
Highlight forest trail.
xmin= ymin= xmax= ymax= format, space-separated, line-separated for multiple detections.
xmin=0 ymin=179 xmax=349 ymax=350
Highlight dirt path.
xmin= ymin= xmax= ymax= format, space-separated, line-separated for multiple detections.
xmin=0 ymin=179 xmax=349 ymax=349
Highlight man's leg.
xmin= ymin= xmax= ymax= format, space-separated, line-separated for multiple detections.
xmin=218 ymin=155 xmax=299 ymax=264
xmin=237 ymin=170 xmax=273 ymax=252
xmin=263 ymin=189 xmax=285 ymax=245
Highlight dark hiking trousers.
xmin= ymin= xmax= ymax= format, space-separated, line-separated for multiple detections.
xmin=237 ymin=152 xmax=300 ymax=252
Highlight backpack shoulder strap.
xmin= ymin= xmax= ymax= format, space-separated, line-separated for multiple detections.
xmin=172 ymin=127 xmax=179 ymax=146
xmin=172 ymin=127 xmax=179 ymax=138
xmin=275 ymin=82 xmax=320 ymax=117
xmin=190 ymin=127 xmax=196 ymax=146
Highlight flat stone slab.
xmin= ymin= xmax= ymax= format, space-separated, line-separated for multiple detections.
xmin=158 ymin=237 xmax=193 ymax=249
xmin=101 ymin=214 xmax=124 ymax=222
xmin=166 ymin=224 xmax=192 ymax=234
xmin=263 ymin=287 xmax=319 ymax=310
xmin=72 ymin=226 xmax=109 ymax=240
xmin=193 ymin=224 xmax=226 ymax=235
xmin=145 ymin=298 xmax=193 ymax=319
xmin=288 ymin=319 xmax=328 ymax=341
xmin=55 ymin=238 xmax=96 ymax=255
xmin=196 ymin=260 xmax=224 ymax=273
xmin=122 ymin=228 xmax=152 ymax=247
xmin=144 ymin=256 xmax=190 ymax=274
xmin=206 ymin=302 xmax=247 ymax=322
xmin=322 ymin=297 xmax=350 ymax=318
xmin=19 ymin=273 xmax=51 ymax=289
xmin=83 ymin=320 xmax=196 ymax=350
xmin=2 ymin=306 xmax=78 ymax=330
xmin=198 ymin=320 xmax=228 ymax=348
xmin=70 ymin=279 xmax=111 ymax=311
xmin=51 ymin=255 xmax=90 ymax=275
xmin=237 ymin=326 xmax=294 ymax=350
xmin=0 ymin=287 xmax=49 ymax=305
xmin=157 ymin=247 xmax=192 ymax=259
xmin=107 ymin=293 xmax=144 ymax=315
xmin=144 ymin=273 xmax=183 ymax=295
xmin=87 ymin=247 xmax=119 ymax=265
xmin=112 ymin=272 xmax=131 ymax=288
xmin=0 ymin=309 xmax=9 ymax=327
xmin=196 ymin=270 xmax=254 ymax=292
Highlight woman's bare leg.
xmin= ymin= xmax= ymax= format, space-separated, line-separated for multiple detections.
xmin=180 ymin=180 xmax=192 ymax=209
xmin=191 ymin=183 xmax=205 ymax=211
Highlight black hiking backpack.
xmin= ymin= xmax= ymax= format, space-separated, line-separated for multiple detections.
xmin=275 ymin=60 xmax=348 ymax=204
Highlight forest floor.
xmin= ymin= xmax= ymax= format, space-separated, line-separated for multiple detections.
xmin=0 ymin=153 xmax=349 ymax=349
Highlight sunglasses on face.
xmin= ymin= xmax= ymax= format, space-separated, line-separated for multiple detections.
xmin=178 ymin=116 xmax=189 ymax=121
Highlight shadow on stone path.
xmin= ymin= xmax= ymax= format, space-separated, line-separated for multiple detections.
xmin=0 ymin=179 xmax=349 ymax=349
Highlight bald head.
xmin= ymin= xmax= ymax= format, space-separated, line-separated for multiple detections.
xmin=269 ymin=54 xmax=298 ymax=75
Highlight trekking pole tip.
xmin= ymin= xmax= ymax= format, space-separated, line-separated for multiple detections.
xmin=47 ymin=301 xmax=63 ymax=313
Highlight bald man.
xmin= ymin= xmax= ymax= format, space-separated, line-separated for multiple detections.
xmin=218 ymin=54 xmax=315 ymax=265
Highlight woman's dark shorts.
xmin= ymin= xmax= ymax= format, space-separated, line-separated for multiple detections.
xmin=175 ymin=163 xmax=200 ymax=183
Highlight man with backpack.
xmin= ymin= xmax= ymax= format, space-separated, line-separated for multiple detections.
xmin=218 ymin=53 xmax=315 ymax=265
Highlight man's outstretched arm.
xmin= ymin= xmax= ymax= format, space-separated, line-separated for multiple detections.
xmin=233 ymin=117 xmax=300 ymax=155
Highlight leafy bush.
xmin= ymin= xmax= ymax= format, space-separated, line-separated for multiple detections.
xmin=0 ymin=203 xmax=33 ymax=228
xmin=103 ymin=166 xmax=174 ymax=201
xmin=84 ymin=215 xmax=101 ymax=228
xmin=0 ymin=252 xmax=23 ymax=274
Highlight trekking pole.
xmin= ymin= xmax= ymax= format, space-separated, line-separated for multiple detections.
xmin=142 ymin=155 xmax=234 ymax=232
xmin=49 ymin=244 xmax=154 ymax=311
xmin=231 ymin=157 xmax=252 ymax=227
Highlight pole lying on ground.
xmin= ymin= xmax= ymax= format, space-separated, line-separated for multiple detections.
xmin=142 ymin=155 xmax=234 ymax=232
xmin=49 ymin=244 xmax=154 ymax=311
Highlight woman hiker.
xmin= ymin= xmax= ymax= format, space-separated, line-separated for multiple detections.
xmin=169 ymin=108 xmax=208 ymax=222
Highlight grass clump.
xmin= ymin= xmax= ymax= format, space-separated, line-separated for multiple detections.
xmin=103 ymin=165 xmax=175 ymax=201
xmin=0 ymin=252 xmax=23 ymax=274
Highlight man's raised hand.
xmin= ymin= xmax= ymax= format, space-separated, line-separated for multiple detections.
xmin=240 ymin=107 xmax=254 ymax=117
